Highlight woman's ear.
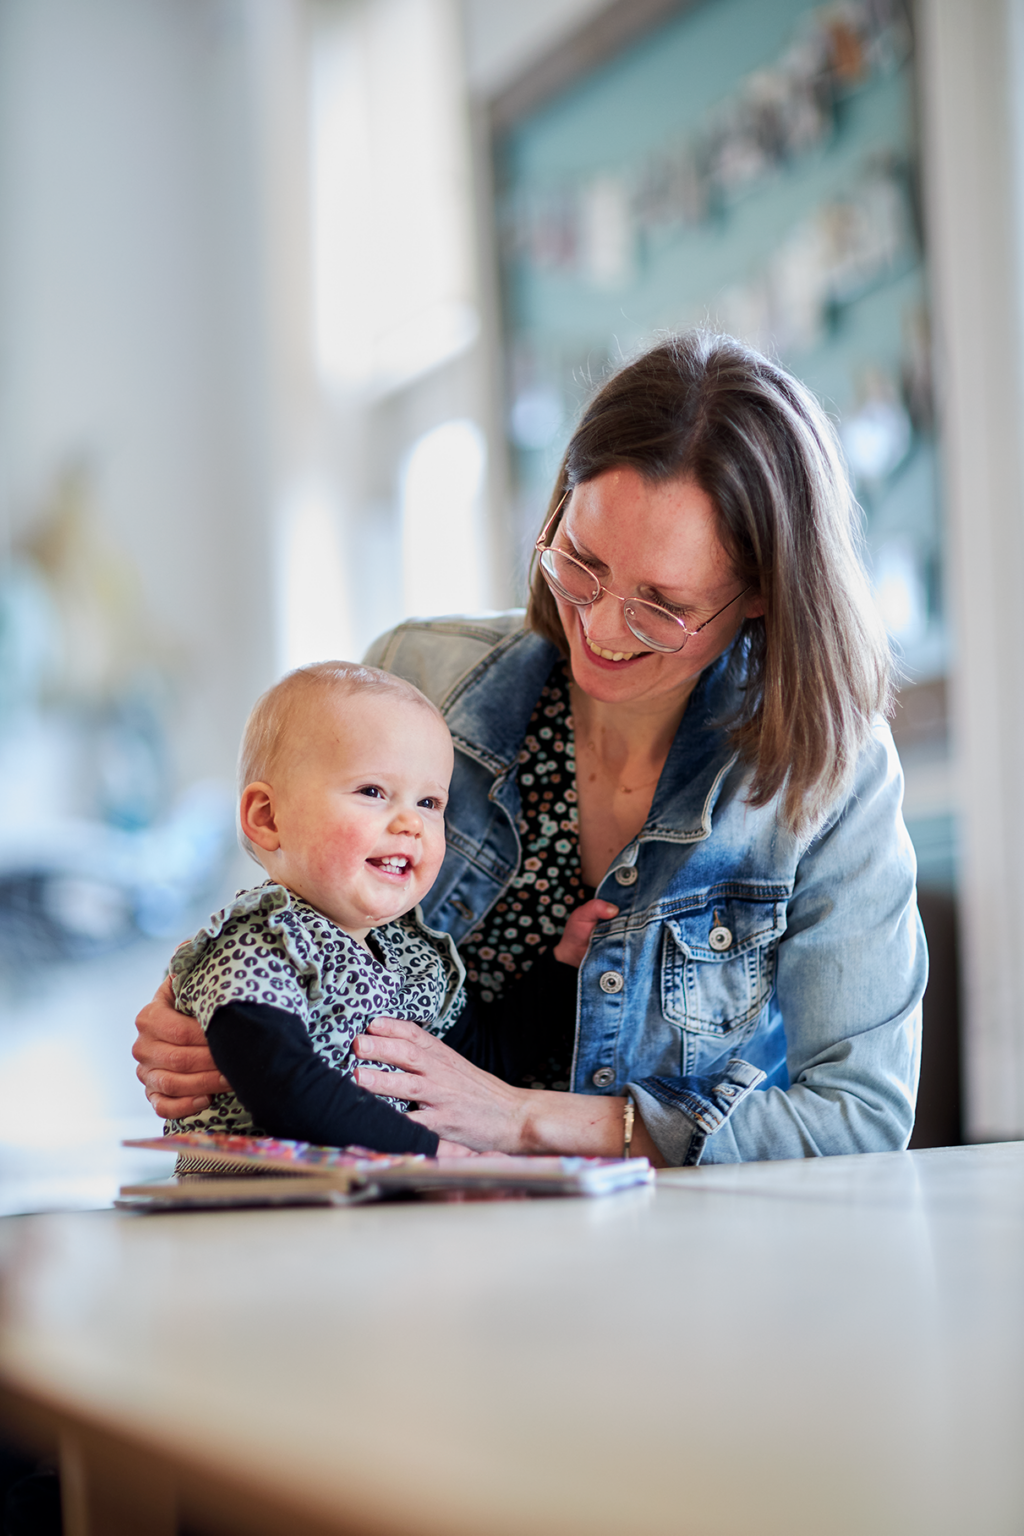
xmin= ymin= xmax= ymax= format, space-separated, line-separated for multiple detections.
xmin=240 ymin=782 xmax=281 ymax=852
xmin=744 ymin=592 xmax=766 ymax=620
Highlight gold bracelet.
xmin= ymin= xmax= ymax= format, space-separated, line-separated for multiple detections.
xmin=622 ymin=1095 xmax=635 ymax=1159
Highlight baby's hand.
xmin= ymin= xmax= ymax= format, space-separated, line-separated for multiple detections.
xmin=553 ymin=898 xmax=619 ymax=968
xmin=435 ymin=1138 xmax=478 ymax=1158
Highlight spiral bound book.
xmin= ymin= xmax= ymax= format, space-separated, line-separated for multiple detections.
xmin=119 ymin=1131 xmax=653 ymax=1208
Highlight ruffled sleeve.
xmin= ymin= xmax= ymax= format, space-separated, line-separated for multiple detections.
xmin=170 ymin=883 xmax=323 ymax=1031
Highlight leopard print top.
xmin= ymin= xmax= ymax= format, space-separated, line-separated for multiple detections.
xmin=166 ymin=882 xmax=464 ymax=1140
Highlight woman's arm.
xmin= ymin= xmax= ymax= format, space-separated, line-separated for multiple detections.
xmin=133 ymin=977 xmax=230 ymax=1117
xmin=353 ymin=1021 xmax=666 ymax=1164
xmin=680 ymin=727 xmax=926 ymax=1164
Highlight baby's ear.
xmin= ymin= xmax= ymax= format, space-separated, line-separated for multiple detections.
xmin=240 ymin=782 xmax=281 ymax=852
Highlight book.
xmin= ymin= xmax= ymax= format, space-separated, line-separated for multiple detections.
xmin=116 ymin=1177 xmax=370 ymax=1210
xmin=123 ymin=1131 xmax=413 ymax=1183
xmin=120 ymin=1132 xmax=653 ymax=1209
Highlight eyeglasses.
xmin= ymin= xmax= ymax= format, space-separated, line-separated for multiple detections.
xmin=534 ymin=492 xmax=751 ymax=655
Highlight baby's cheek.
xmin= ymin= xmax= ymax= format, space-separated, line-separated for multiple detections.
xmin=309 ymin=827 xmax=366 ymax=879
xmin=420 ymin=831 xmax=448 ymax=881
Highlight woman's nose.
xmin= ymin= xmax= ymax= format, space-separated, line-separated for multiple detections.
xmin=583 ymin=588 xmax=633 ymax=642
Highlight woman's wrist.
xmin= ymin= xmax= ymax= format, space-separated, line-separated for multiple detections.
xmin=517 ymin=1090 xmax=665 ymax=1165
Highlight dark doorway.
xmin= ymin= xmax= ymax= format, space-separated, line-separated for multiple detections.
xmin=909 ymin=888 xmax=962 ymax=1148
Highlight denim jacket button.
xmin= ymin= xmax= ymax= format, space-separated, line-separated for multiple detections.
xmin=599 ymin=970 xmax=625 ymax=994
xmin=591 ymin=1067 xmax=616 ymax=1088
xmin=709 ymin=925 xmax=733 ymax=952
xmin=614 ymin=865 xmax=638 ymax=886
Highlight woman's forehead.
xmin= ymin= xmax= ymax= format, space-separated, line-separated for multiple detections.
xmin=564 ymin=473 xmax=733 ymax=590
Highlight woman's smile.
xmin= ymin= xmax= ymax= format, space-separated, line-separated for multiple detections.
xmin=579 ymin=616 xmax=650 ymax=667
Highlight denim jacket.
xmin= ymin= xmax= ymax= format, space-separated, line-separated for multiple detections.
xmin=366 ymin=613 xmax=926 ymax=1165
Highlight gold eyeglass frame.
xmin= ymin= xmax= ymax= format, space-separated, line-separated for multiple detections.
xmin=534 ymin=489 xmax=750 ymax=655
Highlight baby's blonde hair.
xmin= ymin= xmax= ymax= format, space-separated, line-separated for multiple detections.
xmin=238 ymin=661 xmax=446 ymax=861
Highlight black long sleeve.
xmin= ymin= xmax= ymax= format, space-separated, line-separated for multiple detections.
xmin=206 ymin=1001 xmax=439 ymax=1156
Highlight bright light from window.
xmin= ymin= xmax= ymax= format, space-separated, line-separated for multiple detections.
xmin=310 ymin=0 xmax=478 ymax=396
xmin=401 ymin=419 xmax=487 ymax=617
xmin=279 ymin=478 xmax=353 ymax=670
xmin=874 ymin=538 xmax=926 ymax=644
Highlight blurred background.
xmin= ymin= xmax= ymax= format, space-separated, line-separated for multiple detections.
xmin=0 ymin=0 xmax=1020 ymax=1207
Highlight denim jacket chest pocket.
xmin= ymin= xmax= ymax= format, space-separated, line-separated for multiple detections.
xmin=660 ymin=896 xmax=788 ymax=1047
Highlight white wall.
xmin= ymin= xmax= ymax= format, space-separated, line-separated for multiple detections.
xmin=918 ymin=0 xmax=1024 ymax=1140
xmin=0 ymin=0 xmax=304 ymax=792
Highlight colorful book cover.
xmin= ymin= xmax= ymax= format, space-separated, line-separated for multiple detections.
xmin=121 ymin=1133 xmax=654 ymax=1206
xmin=124 ymin=1131 xmax=417 ymax=1179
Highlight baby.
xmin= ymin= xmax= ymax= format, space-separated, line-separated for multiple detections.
xmin=167 ymin=661 xmax=613 ymax=1162
xmin=167 ymin=662 xmax=467 ymax=1159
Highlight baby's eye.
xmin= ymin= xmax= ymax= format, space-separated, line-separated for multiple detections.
xmin=357 ymin=785 xmax=385 ymax=799
xmin=418 ymin=796 xmax=444 ymax=811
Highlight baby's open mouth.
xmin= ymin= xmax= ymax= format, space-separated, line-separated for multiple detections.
xmin=369 ymin=856 xmax=411 ymax=874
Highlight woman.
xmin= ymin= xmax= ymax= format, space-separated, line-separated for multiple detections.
xmin=135 ymin=332 xmax=925 ymax=1166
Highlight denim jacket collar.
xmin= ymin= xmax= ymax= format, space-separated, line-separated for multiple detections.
xmin=442 ymin=625 xmax=745 ymax=843
xmin=443 ymin=628 xmax=562 ymax=778
xmin=643 ymin=649 xmax=743 ymax=845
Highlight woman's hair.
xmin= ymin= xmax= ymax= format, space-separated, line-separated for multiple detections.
xmin=237 ymin=661 xmax=445 ymax=859
xmin=526 ymin=331 xmax=890 ymax=834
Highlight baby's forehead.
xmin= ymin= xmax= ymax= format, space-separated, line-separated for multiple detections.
xmin=282 ymin=685 xmax=450 ymax=760
xmin=315 ymin=684 xmax=445 ymax=731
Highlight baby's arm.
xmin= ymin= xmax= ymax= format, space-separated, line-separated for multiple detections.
xmin=552 ymin=898 xmax=620 ymax=968
xmin=206 ymin=1002 xmax=443 ymax=1155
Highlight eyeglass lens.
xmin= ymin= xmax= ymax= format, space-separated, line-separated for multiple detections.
xmin=539 ymin=548 xmax=689 ymax=653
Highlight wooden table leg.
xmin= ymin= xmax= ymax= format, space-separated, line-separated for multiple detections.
xmin=60 ymin=1427 xmax=176 ymax=1536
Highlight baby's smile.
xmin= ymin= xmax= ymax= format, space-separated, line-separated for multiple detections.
xmin=369 ymin=854 xmax=413 ymax=877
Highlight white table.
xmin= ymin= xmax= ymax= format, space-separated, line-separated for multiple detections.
xmin=1 ymin=1142 xmax=1023 ymax=1536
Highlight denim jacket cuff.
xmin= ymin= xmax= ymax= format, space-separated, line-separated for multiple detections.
xmin=627 ymin=1058 xmax=767 ymax=1167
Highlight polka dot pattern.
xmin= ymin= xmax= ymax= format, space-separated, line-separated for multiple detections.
xmin=460 ymin=664 xmax=583 ymax=1005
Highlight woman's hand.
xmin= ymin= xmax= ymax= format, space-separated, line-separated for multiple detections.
xmin=434 ymin=1139 xmax=480 ymax=1158
xmin=133 ymin=977 xmax=231 ymax=1118
xmin=355 ymin=1018 xmax=530 ymax=1152
xmin=355 ymin=1017 xmax=666 ymax=1163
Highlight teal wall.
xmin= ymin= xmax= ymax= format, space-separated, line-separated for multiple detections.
xmin=495 ymin=0 xmax=945 ymax=691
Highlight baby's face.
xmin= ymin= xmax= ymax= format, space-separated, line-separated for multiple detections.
xmin=263 ymin=691 xmax=453 ymax=939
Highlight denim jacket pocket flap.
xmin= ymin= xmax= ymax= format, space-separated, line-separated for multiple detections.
xmin=661 ymin=899 xmax=786 ymax=1036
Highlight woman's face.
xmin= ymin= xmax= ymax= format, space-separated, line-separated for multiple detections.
xmin=550 ymin=467 xmax=764 ymax=710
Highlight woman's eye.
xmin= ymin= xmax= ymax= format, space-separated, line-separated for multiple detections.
xmin=643 ymin=592 xmax=687 ymax=617
xmin=567 ymin=545 xmax=601 ymax=571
